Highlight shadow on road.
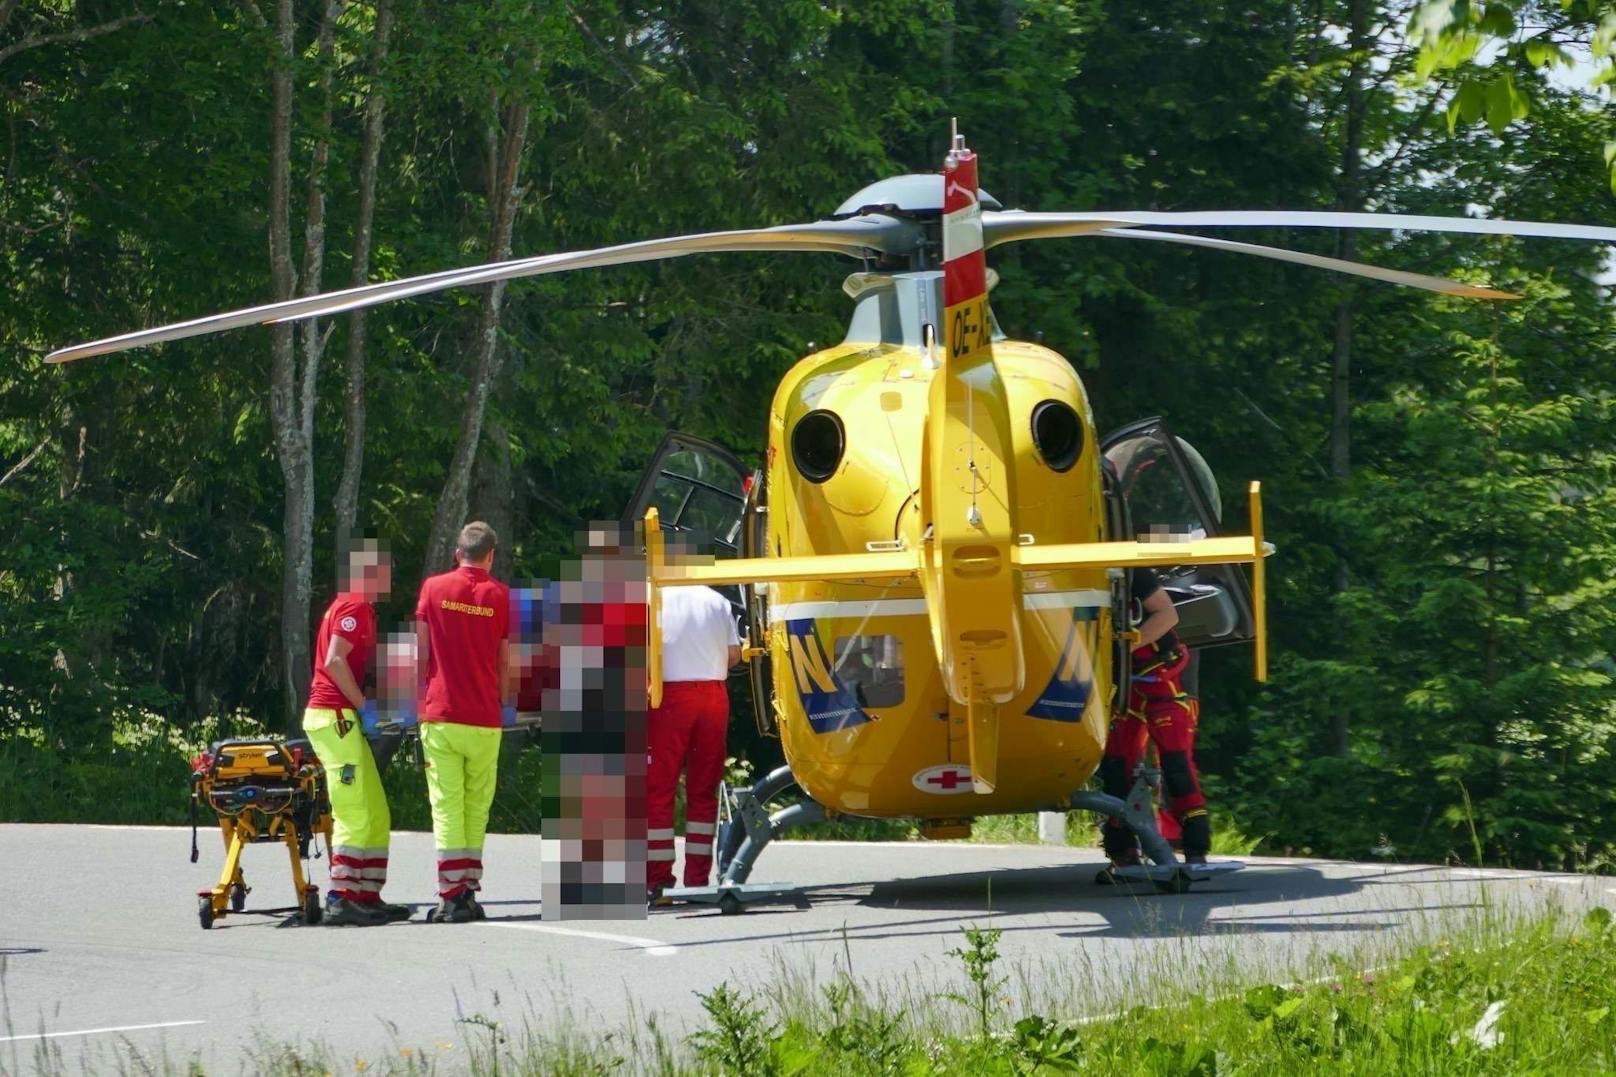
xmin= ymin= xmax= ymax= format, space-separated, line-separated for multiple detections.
xmin=865 ymin=863 xmax=1394 ymax=939
xmin=660 ymin=861 xmax=1490 ymax=949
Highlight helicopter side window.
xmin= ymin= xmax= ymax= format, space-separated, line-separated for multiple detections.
xmin=833 ymin=635 xmax=905 ymax=709
xmin=1100 ymin=417 xmax=1254 ymax=650
xmin=1105 ymin=437 xmax=1220 ymax=541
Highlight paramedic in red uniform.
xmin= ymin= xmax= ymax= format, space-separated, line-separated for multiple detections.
xmin=415 ymin=521 xmax=512 ymax=924
xmin=303 ymin=541 xmax=409 ymax=926
xmin=647 ymin=582 xmax=740 ymax=903
xmin=1098 ymin=567 xmax=1212 ymax=879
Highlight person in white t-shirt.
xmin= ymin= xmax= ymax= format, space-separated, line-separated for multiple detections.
xmin=647 ymin=583 xmax=741 ymax=902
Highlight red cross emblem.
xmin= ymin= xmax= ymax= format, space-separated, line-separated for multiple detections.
xmin=913 ymin=764 xmax=974 ymax=794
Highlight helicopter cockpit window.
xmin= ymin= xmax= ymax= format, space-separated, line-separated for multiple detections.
xmin=648 ymin=449 xmax=745 ymax=554
xmin=833 ymin=635 xmax=905 ymax=709
xmin=1105 ymin=436 xmax=1220 ymax=540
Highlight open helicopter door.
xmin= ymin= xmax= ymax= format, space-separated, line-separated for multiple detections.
xmin=622 ymin=431 xmax=760 ymax=707
xmin=624 ymin=432 xmax=749 ymax=559
xmin=739 ymin=465 xmax=775 ymax=736
xmin=1100 ymin=418 xmax=1257 ymax=652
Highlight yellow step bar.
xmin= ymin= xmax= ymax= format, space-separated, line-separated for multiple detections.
xmin=645 ymin=483 xmax=1272 ymax=706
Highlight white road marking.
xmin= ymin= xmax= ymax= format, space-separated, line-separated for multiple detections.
xmin=1450 ymin=869 xmax=1529 ymax=881
xmin=0 ymin=1020 xmax=205 ymax=1044
xmin=84 ymin=825 xmax=193 ymax=833
xmin=482 ymin=921 xmax=678 ymax=956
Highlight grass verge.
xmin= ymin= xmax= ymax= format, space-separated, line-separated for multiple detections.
xmin=13 ymin=904 xmax=1615 ymax=1075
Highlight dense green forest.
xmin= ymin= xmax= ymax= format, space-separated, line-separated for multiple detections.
xmin=4 ymin=0 xmax=1615 ymax=869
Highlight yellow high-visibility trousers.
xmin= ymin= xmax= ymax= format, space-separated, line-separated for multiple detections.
xmin=303 ymin=707 xmax=391 ymax=902
xmin=421 ymin=721 xmax=501 ymax=898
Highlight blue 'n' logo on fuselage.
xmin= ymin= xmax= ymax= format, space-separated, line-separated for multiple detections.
xmin=1026 ymin=610 xmax=1095 ymax=722
xmin=784 ymin=619 xmax=872 ymax=734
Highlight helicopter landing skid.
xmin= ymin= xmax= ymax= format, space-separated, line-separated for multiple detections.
xmin=715 ymin=766 xmax=827 ymax=886
xmin=1069 ymin=771 xmax=1179 ymax=869
xmin=662 ymin=882 xmax=804 ymax=915
xmin=1110 ymin=860 xmax=1245 ymax=892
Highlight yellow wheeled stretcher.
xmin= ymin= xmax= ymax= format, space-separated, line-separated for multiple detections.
xmin=189 ymin=738 xmax=332 ymax=929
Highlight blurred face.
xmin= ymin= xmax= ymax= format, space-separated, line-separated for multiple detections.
xmin=350 ymin=550 xmax=392 ymax=600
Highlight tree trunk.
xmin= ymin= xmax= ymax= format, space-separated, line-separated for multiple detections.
xmin=263 ymin=0 xmax=303 ymax=730
xmin=422 ymin=96 xmax=531 ymax=577
xmin=334 ymin=0 xmax=393 ymax=558
xmin=1327 ymin=0 xmax=1368 ymax=758
xmin=473 ymin=416 xmax=516 ymax=580
xmin=51 ymin=406 xmax=85 ymax=681
xmin=262 ymin=0 xmax=343 ymax=729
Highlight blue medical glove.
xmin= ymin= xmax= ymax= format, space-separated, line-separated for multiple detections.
xmin=501 ymin=701 xmax=517 ymax=728
xmin=358 ymin=698 xmax=380 ymax=733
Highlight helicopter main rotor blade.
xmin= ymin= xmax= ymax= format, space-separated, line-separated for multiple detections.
xmin=46 ymin=217 xmax=919 ymax=364
xmin=983 ymin=209 xmax=1616 ymax=248
xmin=1096 ymin=227 xmax=1519 ymax=299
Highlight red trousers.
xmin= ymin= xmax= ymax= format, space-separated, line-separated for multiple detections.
xmin=1100 ymin=646 xmax=1208 ymax=856
xmin=647 ymin=680 xmax=728 ymax=889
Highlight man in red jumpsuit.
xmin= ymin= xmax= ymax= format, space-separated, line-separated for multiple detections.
xmin=647 ymin=581 xmax=740 ymax=904
xmin=1098 ymin=567 xmax=1211 ymax=878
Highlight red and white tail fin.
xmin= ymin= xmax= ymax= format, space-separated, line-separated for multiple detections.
xmin=924 ymin=124 xmax=1019 ymax=794
xmin=942 ymin=123 xmax=990 ymax=366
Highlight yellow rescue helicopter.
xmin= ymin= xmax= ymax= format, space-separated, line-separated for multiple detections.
xmin=49 ymin=125 xmax=1616 ymax=899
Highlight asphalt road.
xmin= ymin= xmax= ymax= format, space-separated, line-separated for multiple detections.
xmin=2 ymin=824 xmax=1609 ymax=1074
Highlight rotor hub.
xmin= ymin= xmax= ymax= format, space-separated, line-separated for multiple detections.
xmin=833 ymin=174 xmax=1002 ymax=220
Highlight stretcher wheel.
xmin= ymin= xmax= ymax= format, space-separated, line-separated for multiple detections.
xmin=198 ymin=896 xmax=215 ymax=930
xmin=230 ymin=880 xmax=247 ymax=912
xmin=303 ymin=888 xmax=322 ymax=926
xmin=1154 ymin=870 xmax=1193 ymax=895
xmin=718 ymin=892 xmax=743 ymax=916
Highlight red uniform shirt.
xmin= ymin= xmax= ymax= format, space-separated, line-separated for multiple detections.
xmin=416 ymin=565 xmax=511 ymax=727
xmin=308 ymin=593 xmax=376 ymax=709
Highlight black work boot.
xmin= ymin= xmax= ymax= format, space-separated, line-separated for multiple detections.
xmin=1097 ymin=822 xmax=1141 ymax=884
xmin=1095 ymin=850 xmax=1142 ymax=886
xmin=426 ymin=891 xmax=477 ymax=924
xmin=324 ymin=894 xmax=389 ymax=927
xmin=378 ymin=901 xmax=413 ymax=922
xmin=1181 ymin=812 xmax=1212 ymax=865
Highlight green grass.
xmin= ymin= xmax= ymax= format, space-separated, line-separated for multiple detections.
xmin=792 ymin=811 xmax=1266 ymax=857
xmin=0 ymin=728 xmax=195 ymax=825
xmin=16 ymin=904 xmax=1616 ymax=1074
xmin=0 ymin=724 xmax=544 ymax=834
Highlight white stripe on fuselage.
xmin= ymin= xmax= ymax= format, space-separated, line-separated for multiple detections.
xmin=942 ymin=203 xmax=984 ymax=260
xmin=769 ymin=590 xmax=1107 ymax=623
xmin=1022 ymin=589 xmax=1110 ymax=611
